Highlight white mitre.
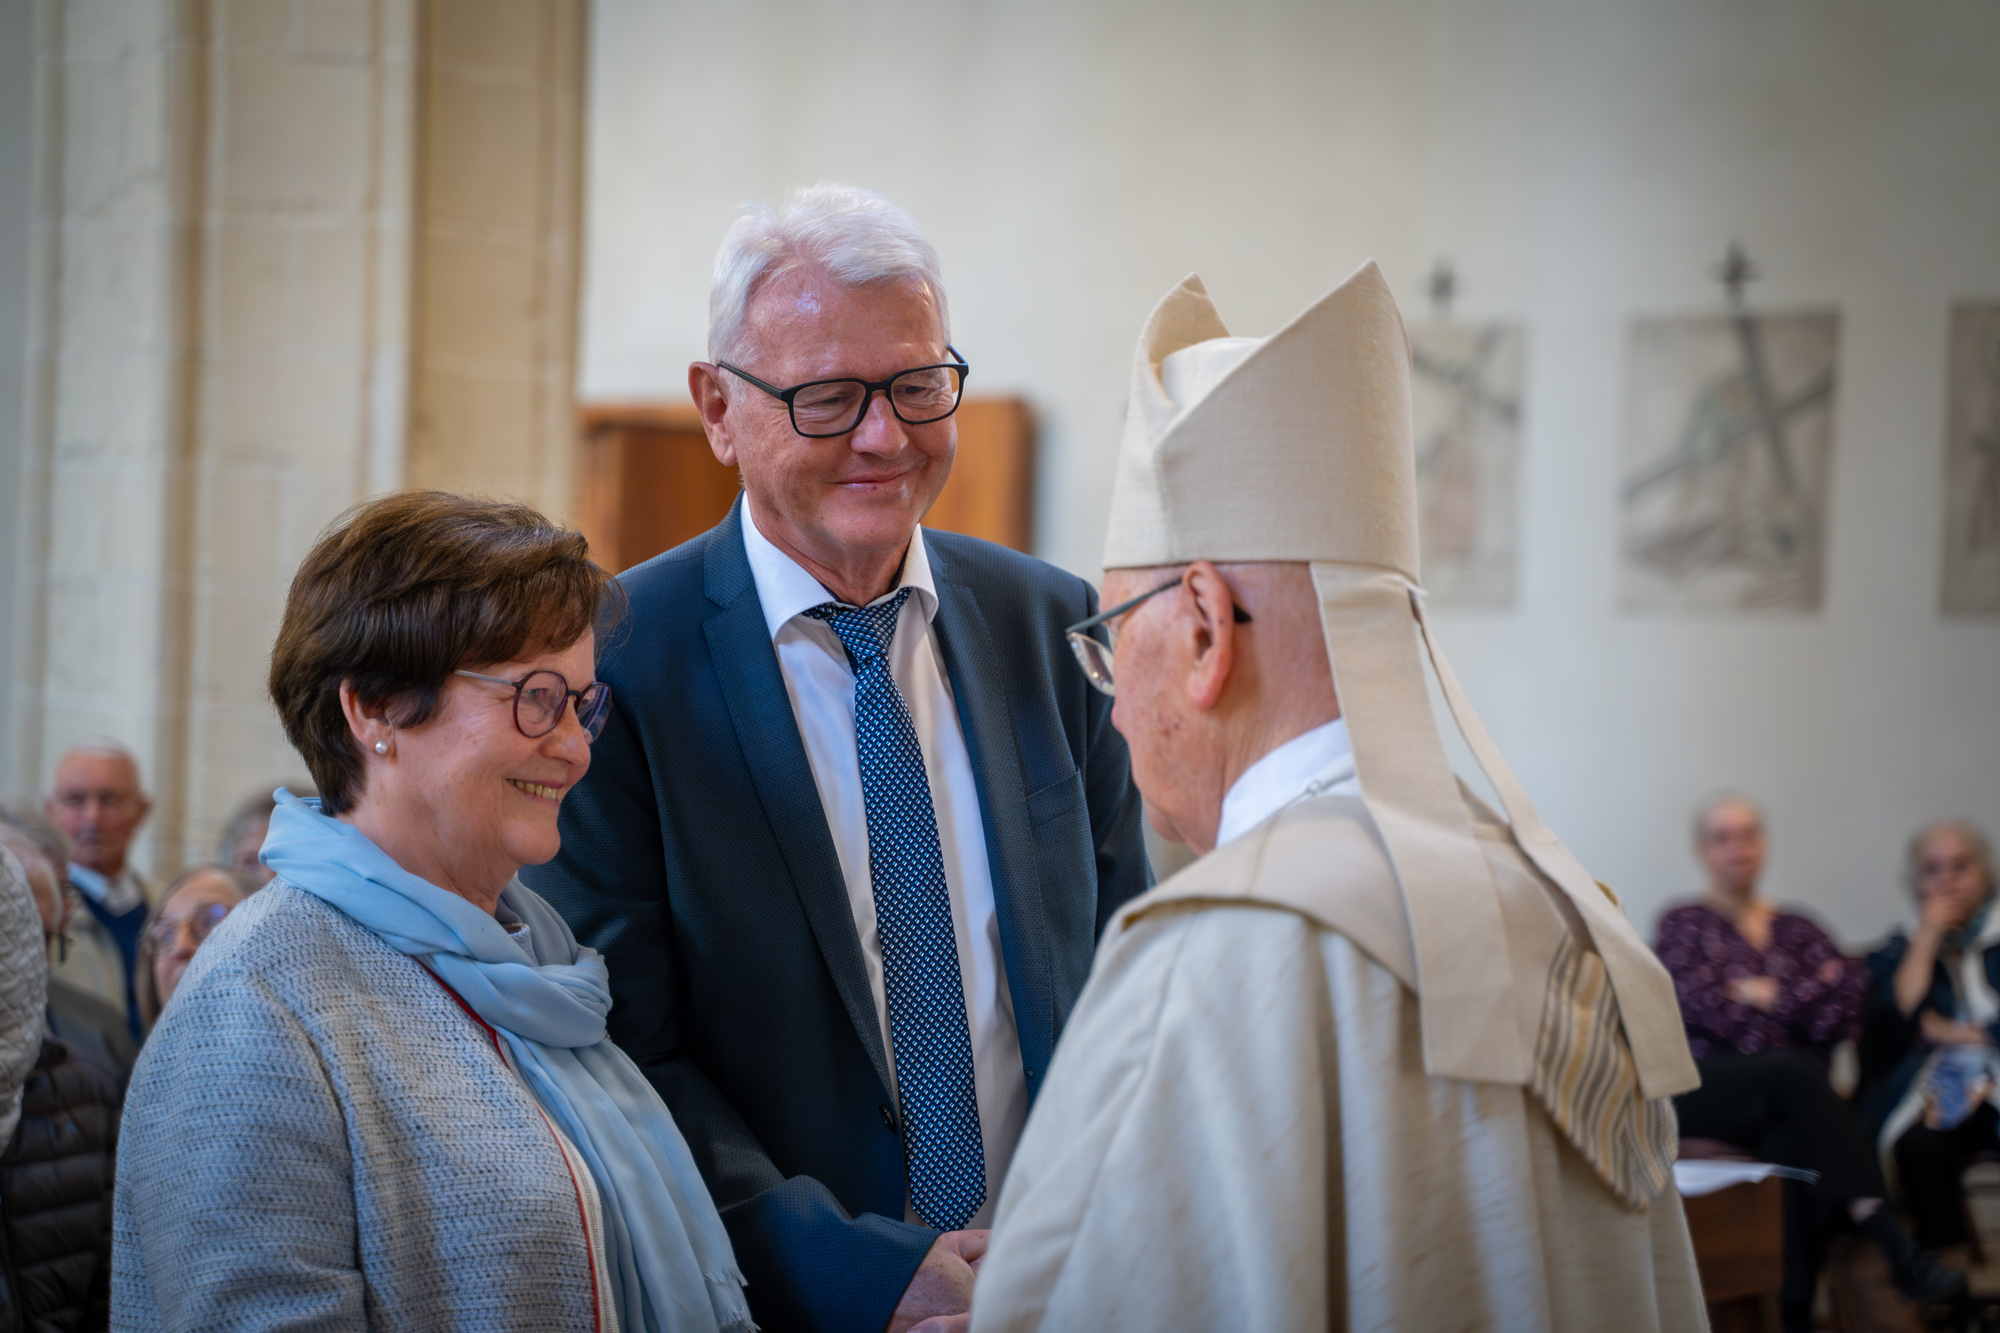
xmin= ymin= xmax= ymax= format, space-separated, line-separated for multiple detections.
xmin=1104 ymin=263 xmax=1696 ymax=1098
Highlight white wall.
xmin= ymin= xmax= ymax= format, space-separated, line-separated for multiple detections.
xmin=581 ymin=0 xmax=2000 ymax=947
xmin=0 ymin=0 xmax=34 ymax=791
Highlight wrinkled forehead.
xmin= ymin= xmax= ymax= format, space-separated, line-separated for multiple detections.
xmin=743 ymin=269 xmax=943 ymax=346
xmin=1700 ymin=801 xmax=1763 ymax=838
xmin=1919 ymin=827 xmax=1979 ymax=863
xmin=164 ymin=871 xmax=244 ymax=914
xmin=54 ymin=750 xmax=142 ymax=794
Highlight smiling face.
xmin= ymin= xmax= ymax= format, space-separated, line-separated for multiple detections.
xmin=703 ymin=271 xmax=955 ymax=591
xmin=342 ymin=633 xmax=596 ymax=909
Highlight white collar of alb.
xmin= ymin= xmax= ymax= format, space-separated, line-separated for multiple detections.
xmin=1214 ymin=717 xmax=1358 ymax=850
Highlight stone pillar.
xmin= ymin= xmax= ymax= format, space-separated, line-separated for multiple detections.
xmin=407 ymin=0 xmax=584 ymax=516
xmin=9 ymin=0 xmax=584 ymax=877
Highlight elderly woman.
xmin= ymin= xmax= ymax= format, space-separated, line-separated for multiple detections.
xmin=113 ymin=492 xmax=750 ymax=1332
xmin=1656 ymin=795 xmax=1957 ymax=1323
xmin=1859 ymin=820 xmax=2000 ymax=1264
xmin=132 ymin=865 xmax=260 ymax=1028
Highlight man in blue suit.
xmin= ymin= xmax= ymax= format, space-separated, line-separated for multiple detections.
xmin=525 ymin=184 xmax=1149 ymax=1333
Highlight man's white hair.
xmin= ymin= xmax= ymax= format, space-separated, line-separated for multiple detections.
xmin=708 ymin=183 xmax=949 ymax=367
xmin=58 ymin=737 xmax=142 ymax=772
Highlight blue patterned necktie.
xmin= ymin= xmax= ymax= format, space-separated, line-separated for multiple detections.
xmin=805 ymin=590 xmax=987 ymax=1231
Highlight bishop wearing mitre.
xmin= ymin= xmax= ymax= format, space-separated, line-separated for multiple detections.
xmin=969 ymin=264 xmax=1708 ymax=1332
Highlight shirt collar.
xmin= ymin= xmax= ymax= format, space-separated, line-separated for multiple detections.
xmin=67 ymin=862 xmax=145 ymax=915
xmin=740 ymin=500 xmax=937 ymax=640
xmin=1215 ymin=717 xmax=1358 ymax=850
xmin=67 ymin=862 xmax=110 ymax=903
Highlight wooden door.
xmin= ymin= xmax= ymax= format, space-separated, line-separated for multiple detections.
xmin=576 ymin=398 xmax=1035 ymax=572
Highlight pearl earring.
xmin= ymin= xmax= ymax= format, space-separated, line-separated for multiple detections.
xmin=374 ymin=740 xmax=390 ymax=755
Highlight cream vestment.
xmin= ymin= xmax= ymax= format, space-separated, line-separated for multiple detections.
xmin=971 ymin=264 xmax=1706 ymax=1332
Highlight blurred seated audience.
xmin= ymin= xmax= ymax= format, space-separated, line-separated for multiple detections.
xmin=216 ymin=790 xmax=282 ymax=886
xmin=1858 ymin=820 xmax=1999 ymax=1268
xmin=0 ymin=805 xmax=139 ymax=1085
xmin=2 ymin=841 xmax=122 ymax=1333
xmin=43 ymin=743 xmax=155 ymax=1039
xmin=133 ymin=866 xmax=258 ymax=1030
xmin=1656 ymin=795 xmax=1958 ymax=1325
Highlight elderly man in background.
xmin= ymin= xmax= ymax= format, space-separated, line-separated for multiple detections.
xmin=970 ymin=267 xmax=1705 ymax=1332
xmin=527 ymin=184 xmax=1149 ymax=1332
xmin=0 ymin=806 xmax=139 ymax=1083
xmin=45 ymin=742 xmax=156 ymax=1036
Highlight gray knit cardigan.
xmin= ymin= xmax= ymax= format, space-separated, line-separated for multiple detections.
xmin=112 ymin=882 xmax=602 ymax=1332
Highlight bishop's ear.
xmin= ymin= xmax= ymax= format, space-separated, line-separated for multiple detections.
xmin=1181 ymin=561 xmax=1241 ymax=711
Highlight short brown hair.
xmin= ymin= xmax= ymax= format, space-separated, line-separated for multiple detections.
xmin=270 ymin=491 xmax=623 ymax=815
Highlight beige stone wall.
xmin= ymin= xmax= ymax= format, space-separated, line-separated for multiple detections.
xmin=9 ymin=0 xmax=584 ymax=876
xmin=407 ymin=0 xmax=583 ymax=516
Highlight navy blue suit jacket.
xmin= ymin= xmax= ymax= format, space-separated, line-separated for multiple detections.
xmin=523 ymin=501 xmax=1150 ymax=1333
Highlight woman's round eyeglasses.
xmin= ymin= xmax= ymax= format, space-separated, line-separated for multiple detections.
xmin=147 ymin=900 xmax=234 ymax=951
xmin=718 ymin=348 xmax=970 ymax=438
xmin=1064 ymin=577 xmax=1253 ymax=697
xmin=454 ymin=669 xmax=613 ymax=741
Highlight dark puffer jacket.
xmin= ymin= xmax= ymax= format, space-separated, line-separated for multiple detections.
xmin=1 ymin=1039 xmax=120 ymax=1333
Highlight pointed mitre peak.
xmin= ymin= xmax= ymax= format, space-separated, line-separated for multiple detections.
xmin=1103 ymin=260 xmax=1419 ymax=579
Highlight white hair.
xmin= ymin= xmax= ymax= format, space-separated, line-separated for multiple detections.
xmin=707 ymin=183 xmax=949 ymax=367
xmin=58 ymin=737 xmax=142 ymax=773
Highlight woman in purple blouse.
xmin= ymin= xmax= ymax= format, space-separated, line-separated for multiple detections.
xmin=1655 ymin=891 xmax=1864 ymax=1060
xmin=1657 ymin=797 xmax=1959 ymax=1328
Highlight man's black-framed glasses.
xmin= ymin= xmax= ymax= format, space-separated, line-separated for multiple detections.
xmin=719 ymin=347 xmax=970 ymax=438
xmin=455 ymin=669 xmax=614 ymax=742
xmin=1064 ymin=577 xmax=1252 ymax=697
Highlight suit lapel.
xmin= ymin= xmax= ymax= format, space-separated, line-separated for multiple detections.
xmin=928 ymin=557 xmax=1058 ymax=1092
xmin=701 ymin=502 xmax=895 ymax=1099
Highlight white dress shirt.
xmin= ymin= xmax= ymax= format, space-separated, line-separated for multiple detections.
xmin=1214 ymin=717 xmax=1360 ymax=850
xmin=742 ymin=505 xmax=1025 ymax=1230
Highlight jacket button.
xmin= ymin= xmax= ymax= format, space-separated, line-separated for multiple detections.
xmin=879 ymin=1105 xmax=897 ymax=1131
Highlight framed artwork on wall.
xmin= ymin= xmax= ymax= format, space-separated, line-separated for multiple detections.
xmin=1942 ymin=302 xmax=2000 ymax=616
xmin=1617 ymin=309 xmax=1840 ymax=612
xmin=1408 ymin=322 xmax=1525 ymax=608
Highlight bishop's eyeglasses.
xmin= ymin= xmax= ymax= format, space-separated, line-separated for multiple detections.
xmin=719 ymin=348 xmax=970 ymax=438
xmin=1064 ymin=577 xmax=1253 ymax=697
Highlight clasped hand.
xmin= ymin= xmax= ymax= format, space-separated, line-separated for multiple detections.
xmin=888 ymin=1229 xmax=988 ymax=1333
xmin=1726 ymin=957 xmax=1847 ymax=1013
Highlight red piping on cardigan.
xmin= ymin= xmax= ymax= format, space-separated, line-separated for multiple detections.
xmin=425 ymin=968 xmax=605 ymax=1333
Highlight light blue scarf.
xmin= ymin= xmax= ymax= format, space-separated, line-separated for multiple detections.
xmin=261 ymin=790 xmax=751 ymax=1333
